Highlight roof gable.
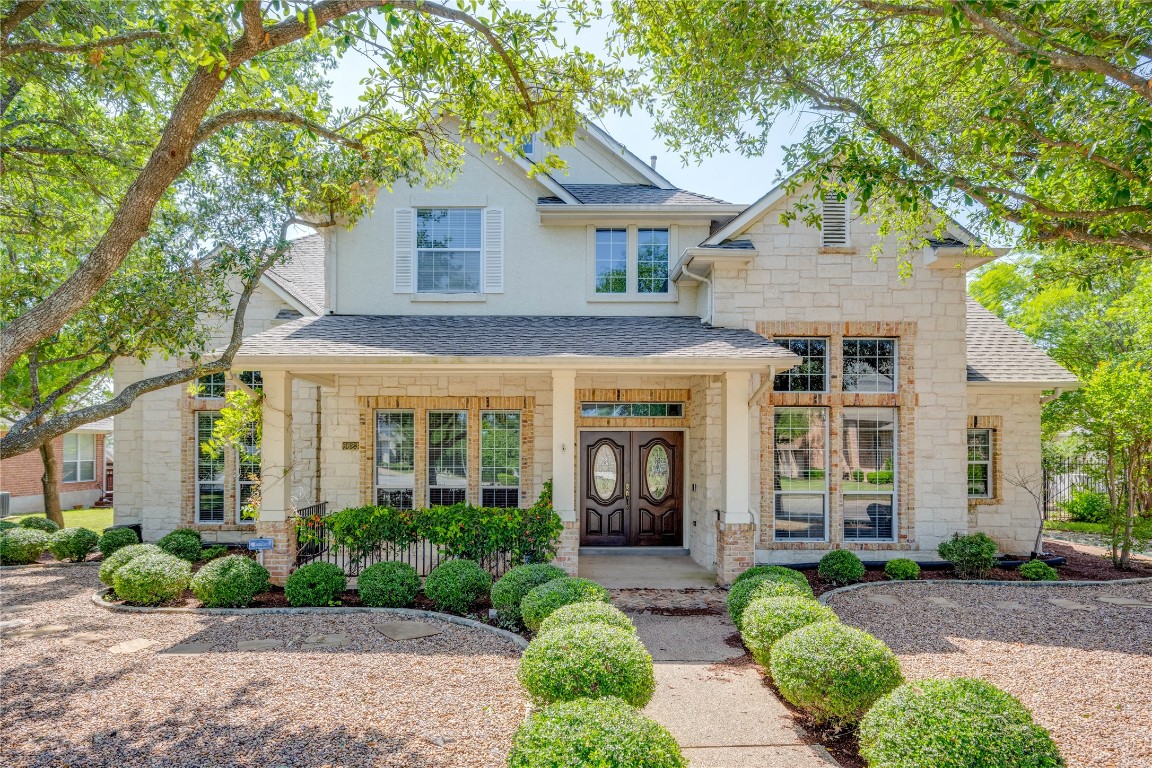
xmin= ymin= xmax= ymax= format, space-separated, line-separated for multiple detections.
xmin=261 ymin=234 xmax=325 ymax=316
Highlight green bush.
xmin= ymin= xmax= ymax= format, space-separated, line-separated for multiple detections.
xmin=98 ymin=543 xmax=164 ymax=586
xmin=0 ymin=520 xmax=19 ymax=531
xmin=537 ymin=601 xmax=636 ymax=637
xmin=0 ymin=528 xmax=50 ymax=565
xmin=98 ymin=527 xmax=139 ymax=557
xmin=19 ymin=516 xmax=59 ymax=533
xmin=769 ymin=622 xmax=904 ymax=725
xmin=865 ymin=470 xmax=895 ymax=485
xmin=47 ymin=527 xmax=99 ymax=562
xmin=157 ymin=528 xmax=203 ymax=561
xmin=1060 ymin=488 xmax=1110 ymax=524
xmin=818 ymin=549 xmax=865 ymax=586
xmin=741 ymin=597 xmax=839 ymax=667
xmin=424 ymin=559 xmax=492 ymax=614
xmin=733 ymin=565 xmax=810 ymax=592
xmin=1020 ymin=560 xmax=1060 ymax=581
xmin=521 ymin=577 xmax=611 ymax=632
xmin=357 ymin=561 xmax=421 ymax=608
xmin=111 ymin=552 xmax=192 ymax=605
xmin=490 ymin=563 xmax=567 ymax=623
xmin=859 ymin=678 xmax=1065 ymax=768
xmin=518 ymin=624 xmax=655 ymax=707
xmin=939 ymin=532 xmax=998 ymax=579
xmin=727 ymin=575 xmax=812 ymax=630
xmin=284 ymin=561 xmax=347 ymax=607
xmin=884 ymin=559 xmax=921 ymax=581
xmin=190 ymin=555 xmax=270 ymax=607
xmin=200 ymin=545 xmax=228 ymax=561
xmin=508 ymin=697 xmax=686 ymax=768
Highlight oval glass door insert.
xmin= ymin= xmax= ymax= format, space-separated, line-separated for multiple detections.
xmin=646 ymin=444 xmax=671 ymax=500
xmin=592 ymin=444 xmax=618 ymax=501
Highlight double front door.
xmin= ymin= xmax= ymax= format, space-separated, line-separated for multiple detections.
xmin=579 ymin=431 xmax=683 ymax=547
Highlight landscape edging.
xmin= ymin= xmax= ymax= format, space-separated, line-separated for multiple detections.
xmin=817 ymin=576 xmax=1152 ymax=605
xmin=90 ymin=588 xmax=529 ymax=649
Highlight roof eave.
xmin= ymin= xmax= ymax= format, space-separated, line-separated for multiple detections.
xmin=671 ymin=246 xmax=759 ymax=281
xmin=966 ymin=379 xmax=1081 ymax=391
xmin=538 ymin=204 xmax=745 ymax=224
xmin=230 ymin=353 xmax=799 ymax=374
xmin=924 ymin=245 xmax=1009 ymax=272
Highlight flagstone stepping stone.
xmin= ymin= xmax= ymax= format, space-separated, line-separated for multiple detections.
xmin=925 ymin=596 xmax=961 ymax=608
xmin=6 ymin=624 xmax=69 ymax=637
xmin=992 ymin=600 xmax=1027 ymax=611
xmin=301 ymin=633 xmax=348 ymax=648
xmin=1097 ymin=595 xmax=1152 ymax=608
xmin=376 ymin=621 xmax=442 ymax=641
xmin=157 ymin=642 xmax=213 ymax=655
xmin=0 ymin=605 xmax=33 ymax=614
xmin=107 ymin=638 xmax=157 ymax=655
xmin=864 ymin=594 xmax=902 ymax=606
xmin=1047 ymin=598 xmax=1094 ymax=611
xmin=0 ymin=619 xmax=29 ymax=630
xmin=66 ymin=632 xmax=108 ymax=646
xmin=237 ymin=639 xmax=282 ymax=651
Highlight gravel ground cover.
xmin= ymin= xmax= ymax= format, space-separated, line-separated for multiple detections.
xmin=826 ymin=579 xmax=1152 ymax=768
xmin=0 ymin=565 xmax=526 ymax=768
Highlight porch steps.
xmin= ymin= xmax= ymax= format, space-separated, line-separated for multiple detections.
xmin=579 ymin=546 xmax=689 ymax=557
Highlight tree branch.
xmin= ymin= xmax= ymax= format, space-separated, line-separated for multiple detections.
xmin=194 ymin=108 xmax=366 ymax=149
xmin=1 ymin=29 xmax=163 ymax=59
xmin=0 ymin=0 xmax=45 ymax=40
xmin=981 ymin=115 xmax=1139 ymax=181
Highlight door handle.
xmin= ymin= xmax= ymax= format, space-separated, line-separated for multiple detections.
xmin=625 ymin=483 xmax=630 ymax=499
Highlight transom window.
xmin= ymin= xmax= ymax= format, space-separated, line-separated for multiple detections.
xmin=196 ymin=412 xmax=225 ymax=523
xmin=416 ymin=208 xmax=482 ymax=293
xmin=62 ymin=433 xmax=95 ymax=483
xmin=580 ymin=402 xmax=684 ymax=418
xmin=773 ymin=407 xmax=829 ymax=541
xmin=843 ymin=338 xmax=897 ymax=393
xmin=375 ymin=410 xmax=415 ymax=509
xmin=481 ymin=411 xmax=521 ymax=508
xmin=196 ymin=372 xmax=225 ymax=399
xmin=428 ymin=411 xmax=468 ymax=506
xmin=595 ymin=229 xmax=628 ymax=293
xmin=637 ymin=228 xmax=670 ymax=294
xmin=842 ymin=407 xmax=897 ymax=541
xmin=967 ymin=429 xmax=992 ymax=498
xmin=773 ymin=338 xmax=828 ymax=393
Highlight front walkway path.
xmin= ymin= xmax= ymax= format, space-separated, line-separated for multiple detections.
xmin=631 ymin=612 xmax=838 ymax=767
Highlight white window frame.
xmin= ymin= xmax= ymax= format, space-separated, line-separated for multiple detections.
xmin=588 ymin=225 xmax=677 ymax=301
xmin=62 ymin=433 xmax=96 ymax=483
xmin=594 ymin=227 xmax=628 ymax=294
xmin=772 ymin=407 xmax=830 ymax=543
xmin=842 ymin=407 xmax=898 ymax=543
xmin=415 ymin=208 xmax=483 ymax=295
xmin=842 ymin=337 xmax=899 ymax=394
xmin=375 ymin=410 xmax=416 ymax=509
xmin=967 ymin=428 xmax=993 ymax=499
xmin=195 ymin=372 xmax=225 ymax=399
xmin=480 ymin=410 xmax=522 ymax=509
xmin=196 ymin=412 xmax=225 ymax=524
xmin=636 ymin=228 xmax=671 ymax=295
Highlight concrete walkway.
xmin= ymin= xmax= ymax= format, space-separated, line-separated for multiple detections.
xmin=580 ymin=554 xmax=717 ymax=589
xmin=632 ymin=613 xmax=837 ymax=767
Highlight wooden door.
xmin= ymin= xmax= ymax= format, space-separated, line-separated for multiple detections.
xmin=631 ymin=432 xmax=682 ymax=546
xmin=580 ymin=432 xmax=629 ymax=546
xmin=579 ymin=431 xmax=683 ymax=547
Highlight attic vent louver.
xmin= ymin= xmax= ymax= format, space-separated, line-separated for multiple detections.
xmin=821 ymin=193 xmax=850 ymax=247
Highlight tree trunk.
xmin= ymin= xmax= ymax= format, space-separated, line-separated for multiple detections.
xmin=39 ymin=439 xmax=64 ymax=529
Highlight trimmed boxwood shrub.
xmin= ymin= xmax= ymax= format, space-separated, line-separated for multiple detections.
xmin=537 ymin=600 xmax=636 ymax=637
xmin=98 ymin=543 xmax=164 ymax=586
xmin=424 ymin=559 xmax=492 ymax=614
xmin=939 ymin=532 xmax=998 ymax=579
xmin=733 ymin=565 xmax=810 ymax=593
xmin=190 ymin=555 xmax=270 ymax=607
xmin=818 ymin=549 xmax=865 ymax=586
xmin=157 ymin=528 xmax=203 ymax=562
xmin=0 ymin=528 xmax=50 ymax=565
xmin=357 ymin=561 xmax=421 ymax=608
xmin=769 ymin=622 xmax=904 ymax=725
xmin=884 ymin=558 xmax=921 ymax=581
xmin=726 ymin=574 xmax=812 ymax=630
xmin=1020 ymin=560 xmax=1060 ymax=581
xmin=490 ymin=563 xmax=568 ymax=623
xmin=521 ymin=577 xmax=611 ymax=632
xmin=518 ymin=624 xmax=655 ymax=707
xmin=741 ymin=597 xmax=839 ymax=667
xmin=200 ymin=545 xmax=228 ymax=561
xmin=111 ymin=552 xmax=192 ymax=605
xmin=19 ymin=516 xmax=60 ymax=533
xmin=98 ymin=527 xmax=139 ymax=557
xmin=47 ymin=527 xmax=99 ymax=562
xmin=859 ymin=678 xmax=1065 ymax=768
xmin=508 ymin=697 xmax=686 ymax=768
xmin=284 ymin=561 xmax=347 ymax=607
xmin=0 ymin=520 xmax=19 ymax=531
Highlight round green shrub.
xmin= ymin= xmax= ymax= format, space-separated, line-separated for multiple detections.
xmin=98 ymin=527 xmax=139 ymax=557
xmin=518 ymin=624 xmax=656 ymax=707
xmin=818 ymin=549 xmax=865 ymax=586
xmin=98 ymin=543 xmax=164 ymax=586
xmin=938 ymin=532 xmax=998 ymax=580
xmin=357 ymin=561 xmax=420 ymax=608
xmin=157 ymin=528 xmax=202 ymax=561
xmin=0 ymin=519 xmax=19 ymax=531
xmin=111 ymin=552 xmax=192 ymax=605
xmin=521 ymin=577 xmax=611 ymax=632
xmin=19 ymin=516 xmax=60 ymax=533
xmin=190 ymin=555 xmax=270 ymax=607
xmin=46 ymin=527 xmax=99 ymax=562
xmin=491 ymin=563 xmax=568 ymax=623
xmin=741 ymin=597 xmax=839 ymax=667
xmin=726 ymin=574 xmax=812 ymax=630
xmin=0 ymin=528 xmax=50 ymax=565
xmin=284 ymin=561 xmax=347 ymax=607
xmin=424 ymin=559 xmax=493 ymax=614
xmin=859 ymin=678 xmax=1065 ymax=768
xmin=537 ymin=600 xmax=636 ymax=637
xmin=508 ymin=696 xmax=686 ymax=768
xmin=769 ymin=621 xmax=904 ymax=725
xmin=1019 ymin=560 xmax=1060 ymax=582
xmin=884 ymin=558 xmax=921 ymax=581
xmin=733 ymin=564 xmax=811 ymax=592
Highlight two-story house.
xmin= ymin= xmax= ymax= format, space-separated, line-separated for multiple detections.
xmin=112 ymin=123 xmax=1077 ymax=584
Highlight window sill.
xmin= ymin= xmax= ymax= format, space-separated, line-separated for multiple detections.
xmin=62 ymin=480 xmax=95 ymax=485
xmin=587 ymin=293 xmax=678 ymax=303
xmin=410 ymin=293 xmax=487 ymax=303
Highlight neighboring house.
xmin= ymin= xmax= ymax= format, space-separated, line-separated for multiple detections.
xmin=1 ymin=417 xmax=113 ymax=515
xmin=112 ymin=123 xmax=1077 ymax=584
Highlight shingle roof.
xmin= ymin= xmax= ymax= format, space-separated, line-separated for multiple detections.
xmin=236 ymin=315 xmax=797 ymax=363
xmin=539 ymin=184 xmax=730 ymax=206
xmin=264 ymin=234 xmax=324 ymax=315
xmin=966 ymin=298 xmax=1078 ymax=385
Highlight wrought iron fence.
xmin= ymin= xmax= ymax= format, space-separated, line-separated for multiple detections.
xmin=1042 ymin=456 xmax=1114 ymax=521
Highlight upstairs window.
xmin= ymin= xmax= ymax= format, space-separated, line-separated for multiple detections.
xmin=843 ymin=338 xmax=897 ymax=393
xmin=196 ymin=372 xmax=225 ymax=399
xmin=62 ymin=433 xmax=96 ymax=483
xmin=821 ymin=193 xmax=850 ymax=247
xmin=637 ymin=229 xmax=670 ymax=294
xmin=521 ymin=135 xmax=535 ymax=157
xmin=773 ymin=338 xmax=828 ymax=393
xmin=416 ymin=208 xmax=482 ymax=293
xmin=595 ymin=229 xmax=628 ymax=293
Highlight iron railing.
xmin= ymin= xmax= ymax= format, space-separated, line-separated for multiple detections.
xmin=1042 ymin=456 xmax=1115 ymax=521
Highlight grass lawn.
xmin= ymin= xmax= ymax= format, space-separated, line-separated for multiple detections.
xmin=1044 ymin=519 xmax=1108 ymax=534
xmin=3 ymin=508 xmax=114 ymax=534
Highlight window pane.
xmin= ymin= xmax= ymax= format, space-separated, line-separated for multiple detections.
xmin=968 ymin=464 xmax=990 ymax=496
xmin=377 ymin=489 xmax=415 ymax=509
xmin=416 ymin=209 xmax=482 ymax=293
xmin=197 ymin=373 xmax=225 ymax=398
xmin=239 ymin=370 xmax=263 ymax=392
xmin=197 ymin=413 xmax=223 ymax=482
xmin=481 ymin=411 xmax=521 ymax=506
xmin=77 ymin=434 xmax=95 ymax=461
xmin=63 ymin=434 xmax=78 ymax=463
xmin=416 ymin=208 xmax=482 ymax=249
xmin=774 ymin=408 xmax=829 ymax=492
xmin=79 ymin=460 xmax=95 ymax=482
xmin=198 ymin=485 xmax=225 ymax=523
xmin=62 ymin=464 xmax=77 ymax=483
xmin=967 ymin=429 xmax=990 ymax=461
xmin=376 ymin=411 xmax=414 ymax=508
xmin=637 ymin=228 xmax=669 ymax=294
xmin=482 ymin=488 xmax=520 ymax=508
xmin=843 ymin=338 xmax=897 ymax=392
xmin=842 ymin=408 xmax=897 ymax=491
xmin=844 ymin=494 xmax=893 ymax=541
xmin=774 ymin=495 xmax=826 ymax=540
xmin=428 ymin=411 xmax=468 ymax=505
xmin=772 ymin=338 xmax=828 ymax=392
xmin=595 ymin=229 xmax=627 ymax=293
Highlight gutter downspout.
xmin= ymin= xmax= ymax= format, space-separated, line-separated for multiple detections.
xmin=1040 ymin=387 xmax=1064 ymax=405
xmin=678 ymin=255 xmax=713 ymax=324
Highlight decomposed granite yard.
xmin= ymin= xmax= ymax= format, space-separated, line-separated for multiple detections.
xmin=0 ymin=565 xmax=525 ymax=768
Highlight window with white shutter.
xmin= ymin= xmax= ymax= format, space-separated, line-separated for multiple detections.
xmin=394 ymin=207 xmax=415 ymax=293
xmin=483 ymin=207 xmax=504 ymax=293
xmin=821 ymin=193 xmax=850 ymax=247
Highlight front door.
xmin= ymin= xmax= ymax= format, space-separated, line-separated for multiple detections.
xmin=579 ymin=431 xmax=683 ymax=547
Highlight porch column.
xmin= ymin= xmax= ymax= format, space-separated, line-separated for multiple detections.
xmin=551 ymin=369 xmax=579 ymax=574
xmin=257 ymin=369 xmax=295 ymax=584
xmin=717 ymin=370 xmax=755 ymax=585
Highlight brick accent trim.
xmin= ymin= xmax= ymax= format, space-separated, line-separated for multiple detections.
xmin=967 ymin=415 xmax=1004 ymax=509
xmin=715 ymin=520 xmax=753 ymax=585
xmin=574 ymin=388 xmax=691 ymax=428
